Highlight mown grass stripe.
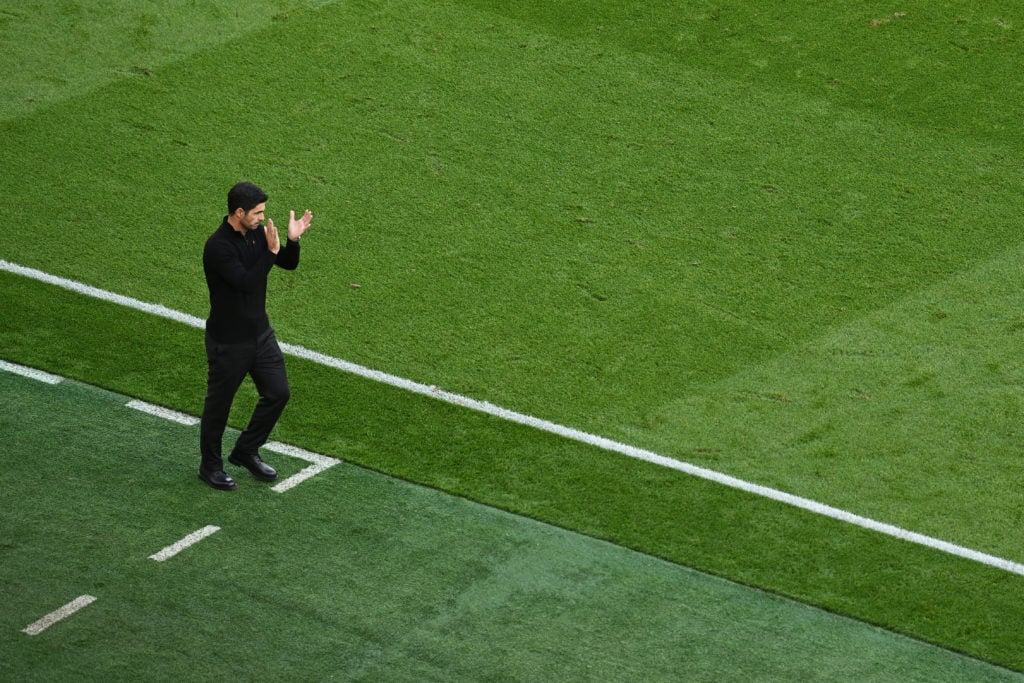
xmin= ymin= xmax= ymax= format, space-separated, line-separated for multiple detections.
xmin=3 ymin=257 xmax=1023 ymax=578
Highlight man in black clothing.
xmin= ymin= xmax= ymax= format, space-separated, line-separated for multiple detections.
xmin=198 ymin=181 xmax=313 ymax=490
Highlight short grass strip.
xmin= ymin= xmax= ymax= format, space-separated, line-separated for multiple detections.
xmin=1 ymin=369 xmax=1019 ymax=681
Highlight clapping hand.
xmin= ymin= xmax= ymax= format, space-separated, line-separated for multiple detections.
xmin=265 ymin=210 xmax=312 ymax=254
xmin=287 ymin=209 xmax=313 ymax=241
xmin=264 ymin=219 xmax=281 ymax=254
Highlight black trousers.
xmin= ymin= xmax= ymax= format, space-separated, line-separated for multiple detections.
xmin=199 ymin=327 xmax=290 ymax=471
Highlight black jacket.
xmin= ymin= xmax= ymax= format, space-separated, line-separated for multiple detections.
xmin=203 ymin=217 xmax=299 ymax=343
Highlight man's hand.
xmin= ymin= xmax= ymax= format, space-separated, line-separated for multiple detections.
xmin=265 ymin=219 xmax=281 ymax=254
xmin=287 ymin=209 xmax=313 ymax=241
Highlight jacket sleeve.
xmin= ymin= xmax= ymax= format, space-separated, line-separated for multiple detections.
xmin=275 ymin=238 xmax=301 ymax=271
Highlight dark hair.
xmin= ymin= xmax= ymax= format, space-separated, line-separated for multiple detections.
xmin=227 ymin=181 xmax=268 ymax=214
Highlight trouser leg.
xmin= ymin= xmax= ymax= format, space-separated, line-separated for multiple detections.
xmin=232 ymin=329 xmax=290 ymax=458
xmin=200 ymin=332 xmax=253 ymax=471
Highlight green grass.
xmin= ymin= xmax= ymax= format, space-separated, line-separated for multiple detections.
xmin=3 ymin=369 xmax=1020 ymax=681
xmin=6 ymin=270 xmax=1024 ymax=673
xmin=0 ymin=0 xmax=303 ymax=119
xmin=3 ymin=0 xmax=1024 ymax=674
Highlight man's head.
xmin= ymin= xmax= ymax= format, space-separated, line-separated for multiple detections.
xmin=227 ymin=181 xmax=268 ymax=233
xmin=228 ymin=181 xmax=268 ymax=214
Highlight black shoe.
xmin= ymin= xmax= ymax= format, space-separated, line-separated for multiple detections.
xmin=199 ymin=468 xmax=237 ymax=490
xmin=228 ymin=452 xmax=278 ymax=482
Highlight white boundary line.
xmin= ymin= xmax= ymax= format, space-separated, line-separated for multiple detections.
xmin=0 ymin=355 xmax=335 ymax=495
xmin=264 ymin=441 xmax=338 ymax=493
xmin=126 ymin=399 xmax=200 ymax=426
xmin=22 ymin=595 xmax=97 ymax=635
xmin=149 ymin=525 xmax=221 ymax=561
xmin=0 ymin=359 xmax=62 ymax=384
xmin=0 ymin=260 xmax=206 ymax=329
xmin=119 ymin=399 xmax=334 ymax=493
xmin=3 ymin=258 xmax=1024 ymax=576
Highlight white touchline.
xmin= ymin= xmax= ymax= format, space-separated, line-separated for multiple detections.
xmin=22 ymin=595 xmax=97 ymax=635
xmin=149 ymin=525 xmax=221 ymax=562
xmin=126 ymin=399 xmax=201 ymax=426
xmin=0 ymin=359 xmax=62 ymax=384
xmin=0 ymin=259 xmax=206 ymax=329
xmin=4 ymin=258 xmax=1024 ymax=577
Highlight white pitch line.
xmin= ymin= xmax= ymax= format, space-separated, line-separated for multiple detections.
xmin=120 ymin=399 xmax=332 ymax=493
xmin=264 ymin=440 xmax=338 ymax=493
xmin=0 ymin=259 xmax=205 ymax=329
xmin=4 ymin=258 xmax=1024 ymax=576
xmin=0 ymin=359 xmax=62 ymax=384
xmin=149 ymin=525 xmax=221 ymax=561
xmin=121 ymin=392 xmax=336 ymax=492
xmin=126 ymin=399 xmax=200 ymax=426
xmin=264 ymin=440 xmax=336 ymax=467
xmin=22 ymin=595 xmax=97 ymax=635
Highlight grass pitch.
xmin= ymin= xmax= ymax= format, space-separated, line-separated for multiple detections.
xmin=3 ymin=0 xmax=1024 ymax=674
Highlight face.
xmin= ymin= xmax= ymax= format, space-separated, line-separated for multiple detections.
xmin=236 ymin=202 xmax=266 ymax=231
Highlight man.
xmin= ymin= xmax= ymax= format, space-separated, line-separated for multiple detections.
xmin=198 ymin=181 xmax=313 ymax=490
